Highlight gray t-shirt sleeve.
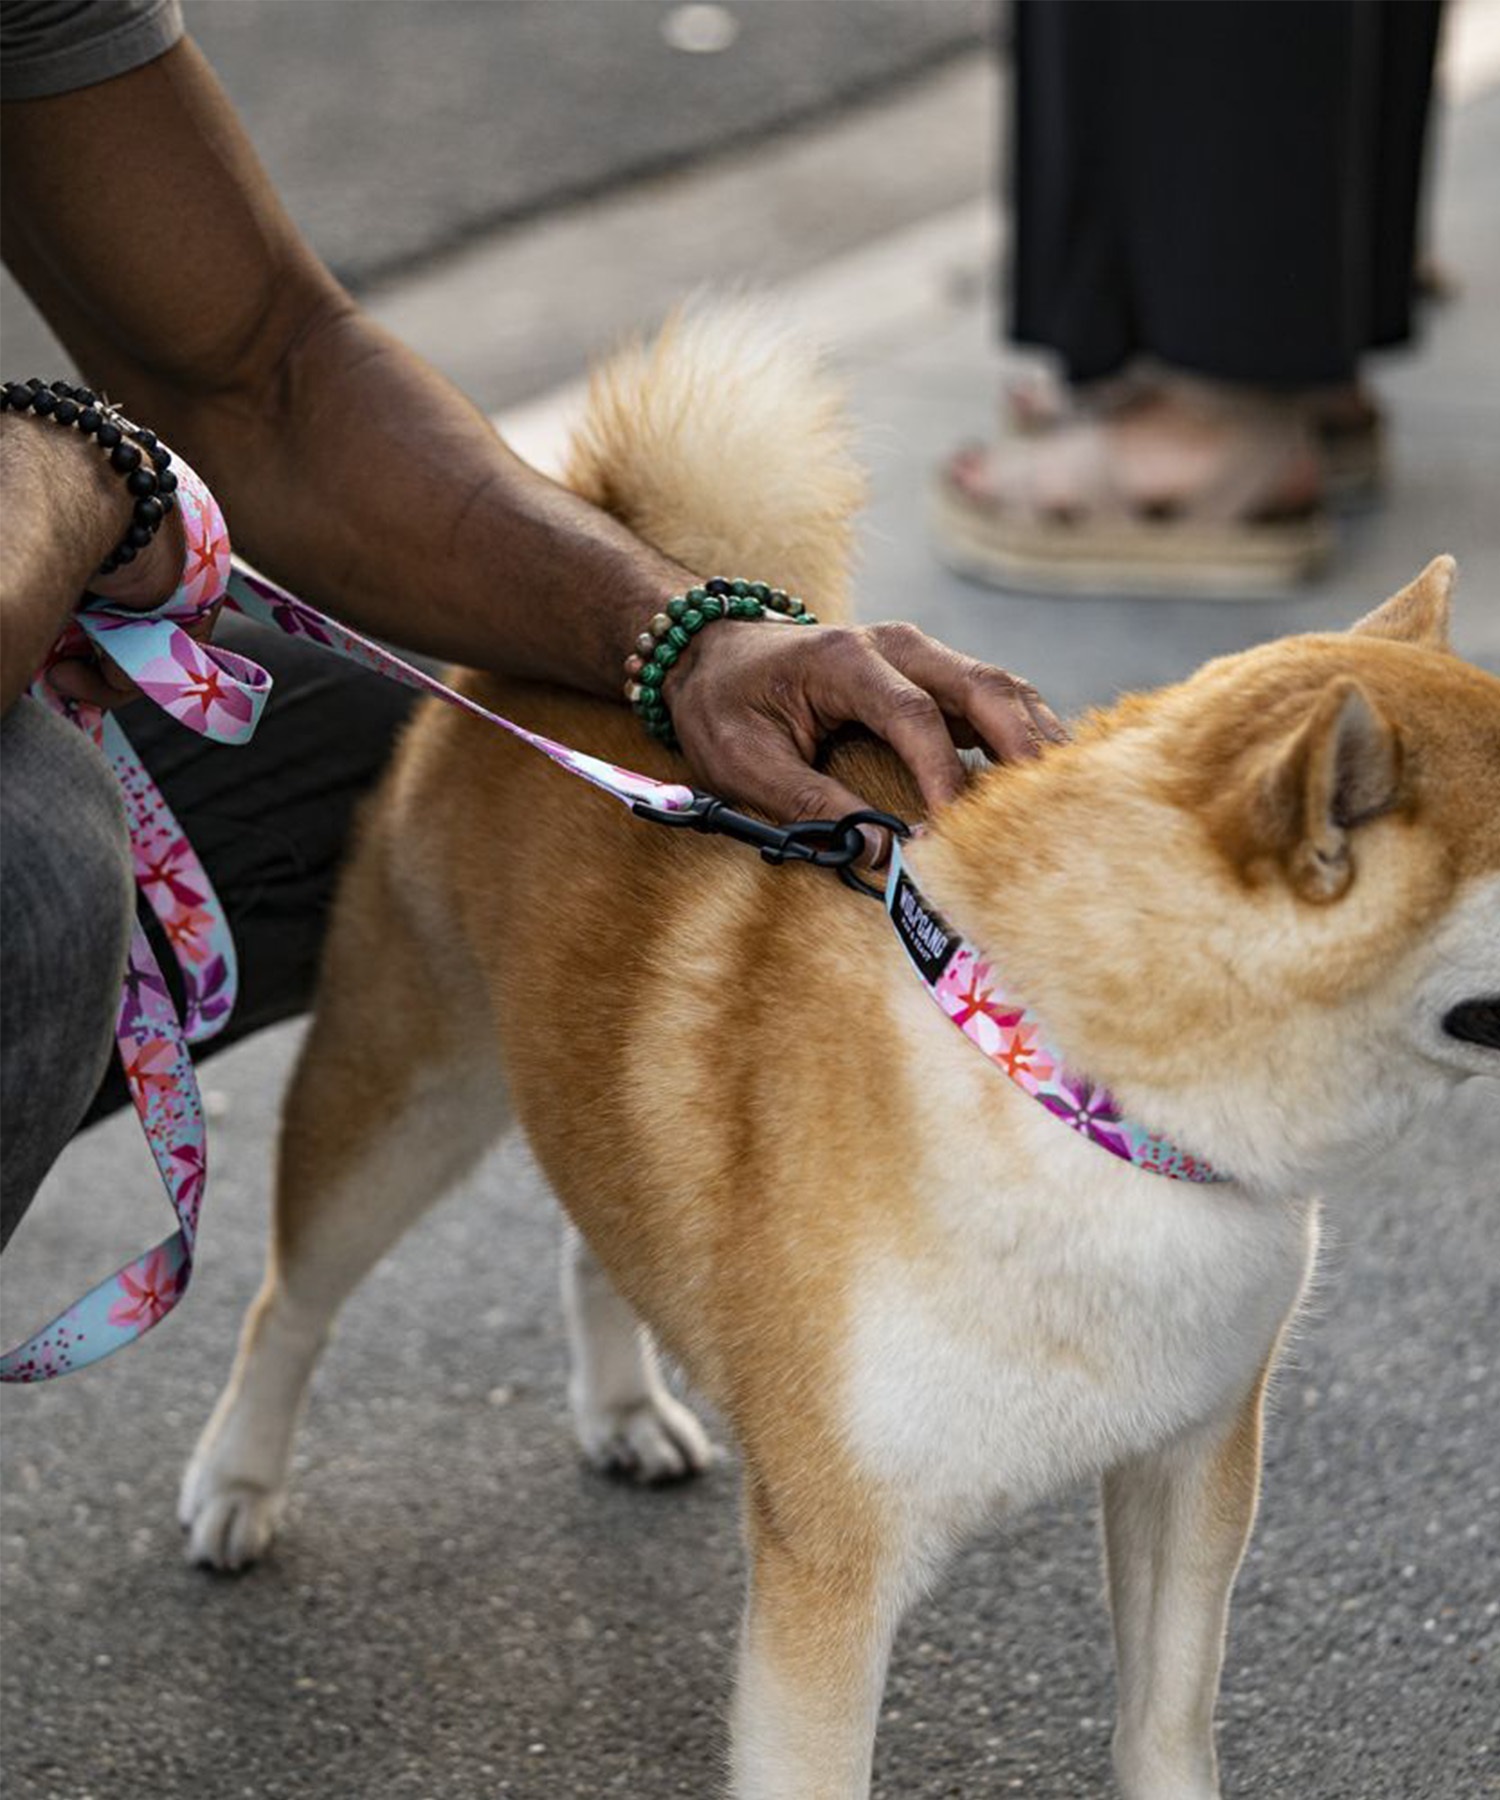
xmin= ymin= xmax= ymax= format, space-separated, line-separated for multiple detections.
xmin=1 ymin=0 xmax=185 ymax=101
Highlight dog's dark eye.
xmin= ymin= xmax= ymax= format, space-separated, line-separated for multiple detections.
xmin=1442 ymin=997 xmax=1500 ymax=1050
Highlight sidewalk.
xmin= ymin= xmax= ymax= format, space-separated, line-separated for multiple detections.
xmin=4 ymin=47 xmax=1498 ymax=1800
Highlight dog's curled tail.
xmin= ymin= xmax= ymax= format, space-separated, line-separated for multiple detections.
xmin=564 ymin=297 xmax=865 ymax=621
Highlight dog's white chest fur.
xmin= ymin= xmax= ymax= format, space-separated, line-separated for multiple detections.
xmin=840 ymin=1049 xmax=1317 ymax=1519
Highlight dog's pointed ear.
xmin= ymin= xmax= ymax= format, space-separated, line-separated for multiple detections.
xmin=1349 ymin=555 xmax=1455 ymax=650
xmin=1250 ymin=678 xmax=1403 ymax=902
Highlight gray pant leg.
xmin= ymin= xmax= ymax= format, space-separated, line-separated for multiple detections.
xmin=0 ymin=698 xmax=134 ymax=1248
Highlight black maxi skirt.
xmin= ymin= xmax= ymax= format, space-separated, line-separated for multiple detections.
xmin=1009 ymin=0 xmax=1446 ymax=388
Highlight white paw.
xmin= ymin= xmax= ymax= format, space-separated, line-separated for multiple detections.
xmin=1114 ymin=1740 xmax=1220 ymax=1800
xmin=178 ymin=1411 xmax=291 ymax=1572
xmin=574 ymin=1388 xmax=718 ymax=1485
xmin=179 ymin=1471 xmax=285 ymax=1571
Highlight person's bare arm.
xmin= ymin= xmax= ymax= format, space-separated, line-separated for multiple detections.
xmin=1 ymin=42 xmax=684 ymax=691
xmin=1 ymin=40 xmax=1061 ymax=818
xmin=0 ymin=412 xmax=184 ymax=712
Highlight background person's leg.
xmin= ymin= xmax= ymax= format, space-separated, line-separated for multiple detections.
xmin=1011 ymin=0 xmax=1444 ymax=387
xmin=1367 ymin=0 xmax=1446 ymax=353
xmin=1120 ymin=0 xmax=1445 ymax=385
xmin=84 ymin=611 xmax=420 ymax=1125
xmin=946 ymin=0 xmax=1444 ymax=594
xmin=1010 ymin=0 xmax=1134 ymax=385
xmin=0 ymin=698 xmax=134 ymax=1248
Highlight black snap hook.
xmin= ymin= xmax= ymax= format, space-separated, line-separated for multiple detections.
xmin=630 ymin=795 xmax=909 ymax=899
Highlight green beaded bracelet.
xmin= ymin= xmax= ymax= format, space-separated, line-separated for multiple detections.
xmin=623 ymin=576 xmax=819 ymax=747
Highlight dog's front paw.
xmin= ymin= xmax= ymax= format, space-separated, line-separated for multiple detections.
xmin=179 ymin=1469 xmax=284 ymax=1572
xmin=178 ymin=1405 xmax=291 ymax=1572
xmin=1114 ymin=1736 xmax=1221 ymax=1800
xmin=574 ymin=1389 xmax=718 ymax=1485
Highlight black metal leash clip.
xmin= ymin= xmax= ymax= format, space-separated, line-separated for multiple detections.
xmin=631 ymin=794 xmax=910 ymax=898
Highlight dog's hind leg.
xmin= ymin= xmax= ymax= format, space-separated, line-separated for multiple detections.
xmin=180 ymin=827 xmax=508 ymax=1570
xmin=1102 ymin=1368 xmax=1270 ymax=1800
xmin=561 ymin=1221 xmax=715 ymax=1483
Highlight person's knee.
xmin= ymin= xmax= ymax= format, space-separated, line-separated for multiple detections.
xmin=2 ymin=699 xmax=134 ymax=973
xmin=1 ymin=700 xmax=134 ymax=1243
xmin=63 ymin=736 xmax=136 ymax=1015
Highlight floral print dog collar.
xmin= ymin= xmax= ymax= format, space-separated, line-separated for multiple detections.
xmin=884 ymin=844 xmax=1226 ymax=1183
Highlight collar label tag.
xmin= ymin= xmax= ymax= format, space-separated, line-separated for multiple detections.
xmin=888 ymin=862 xmax=958 ymax=985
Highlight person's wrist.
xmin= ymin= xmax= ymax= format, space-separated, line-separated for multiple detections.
xmin=625 ymin=577 xmax=817 ymax=745
xmin=608 ymin=559 xmax=698 ymax=683
xmin=2 ymin=379 xmax=180 ymax=578
xmin=657 ymin=605 xmax=730 ymax=722
xmin=89 ymin=507 xmax=188 ymax=610
xmin=2 ymin=409 xmax=133 ymax=576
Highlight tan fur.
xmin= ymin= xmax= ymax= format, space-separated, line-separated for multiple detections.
xmin=1348 ymin=552 xmax=1455 ymax=648
xmin=565 ymin=300 xmax=865 ymax=621
xmin=183 ymin=308 xmax=1500 ymax=1797
xmin=910 ymin=629 xmax=1500 ymax=1159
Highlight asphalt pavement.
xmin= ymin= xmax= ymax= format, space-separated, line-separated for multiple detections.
xmin=184 ymin=0 xmax=991 ymax=288
xmin=3 ymin=10 xmax=1499 ymax=1800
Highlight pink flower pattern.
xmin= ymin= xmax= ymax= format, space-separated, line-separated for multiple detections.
xmin=136 ymin=840 xmax=205 ymax=911
xmin=949 ymin=966 xmax=1024 ymax=1036
xmin=121 ymin=1033 xmax=178 ymax=1109
xmin=997 ymin=1023 xmax=1054 ymax=1089
xmin=107 ymin=1246 xmax=185 ymax=1331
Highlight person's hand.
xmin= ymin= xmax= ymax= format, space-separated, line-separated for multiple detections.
xmin=46 ymin=506 xmax=193 ymax=711
xmin=663 ymin=617 xmax=1068 ymax=842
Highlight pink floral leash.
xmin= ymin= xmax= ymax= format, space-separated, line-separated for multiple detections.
xmin=2 ymin=467 xmax=1225 ymax=1384
xmin=0 ymin=463 xmax=696 ymax=1383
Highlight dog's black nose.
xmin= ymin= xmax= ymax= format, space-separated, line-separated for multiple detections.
xmin=1442 ymin=997 xmax=1500 ymax=1051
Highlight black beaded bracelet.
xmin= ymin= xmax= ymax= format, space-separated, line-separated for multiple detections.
xmin=1 ymin=376 xmax=178 ymax=575
xmin=624 ymin=576 xmax=819 ymax=748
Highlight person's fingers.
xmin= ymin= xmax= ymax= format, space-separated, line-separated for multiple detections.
xmin=681 ymin=713 xmax=894 ymax=865
xmin=710 ymin=723 xmax=871 ymax=825
xmin=47 ymin=657 xmax=130 ymax=711
xmin=99 ymin=653 xmax=134 ymax=696
xmin=869 ymin=622 xmax=1067 ymax=761
xmin=665 ymin=618 xmax=1065 ymax=853
xmin=1016 ymin=681 xmax=1070 ymax=746
xmin=963 ymin=665 xmax=1065 ymax=758
xmin=810 ymin=628 xmax=967 ymax=814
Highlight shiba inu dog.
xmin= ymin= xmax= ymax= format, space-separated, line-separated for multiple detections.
xmin=179 ymin=310 xmax=1500 ymax=1799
